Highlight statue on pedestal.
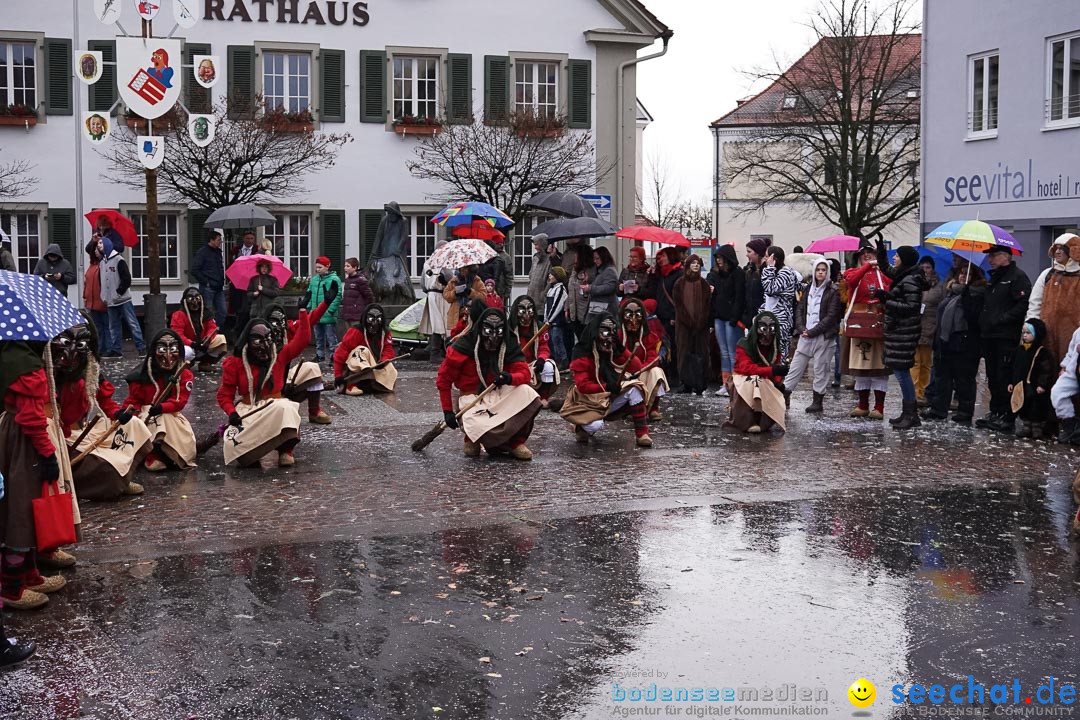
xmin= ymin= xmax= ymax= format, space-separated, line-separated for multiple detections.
xmin=366 ymin=201 xmax=417 ymax=306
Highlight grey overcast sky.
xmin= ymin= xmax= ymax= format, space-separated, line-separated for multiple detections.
xmin=636 ymin=0 xmax=923 ymax=204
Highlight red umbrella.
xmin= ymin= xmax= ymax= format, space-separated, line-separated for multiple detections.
xmin=85 ymin=208 xmax=139 ymax=248
xmin=226 ymin=254 xmax=293 ymax=289
xmin=451 ymin=219 xmax=506 ymax=243
xmin=616 ymin=225 xmax=690 ymax=247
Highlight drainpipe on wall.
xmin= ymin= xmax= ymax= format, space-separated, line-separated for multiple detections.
xmin=712 ymin=126 xmax=720 ymax=246
xmin=72 ymin=0 xmax=86 ymax=297
xmin=617 ymin=30 xmax=672 ymax=231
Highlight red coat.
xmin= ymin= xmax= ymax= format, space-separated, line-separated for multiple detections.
xmin=3 ymin=370 xmax=121 ymax=457
xmin=514 ymin=324 xmax=549 ymax=363
xmin=59 ymin=377 xmax=122 ymax=437
xmin=217 ymin=309 xmax=311 ymax=415
xmin=843 ymin=263 xmax=891 ymax=306
xmin=734 ymin=345 xmax=783 ymax=382
xmin=619 ymin=330 xmax=660 ymax=366
xmin=570 ymin=349 xmax=642 ymax=395
xmin=435 ymin=347 xmax=531 ymax=412
xmin=170 ymin=310 xmax=219 ymax=346
xmin=333 ymin=327 xmax=395 ymax=379
xmin=122 ymin=368 xmax=194 ymax=413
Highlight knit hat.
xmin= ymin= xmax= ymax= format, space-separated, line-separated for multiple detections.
xmin=642 ymin=298 xmax=658 ymax=314
xmin=550 ymin=266 xmax=567 ymax=284
xmin=895 ymin=245 xmax=920 ymax=268
xmin=484 ymin=278 xmax=496 ymax=288
xmin=746 ymin=236 xmax=772 ymax=256
xmin=919 ymin=255 xmax=934 ymax=266
xmin=316 ymin=255 xmax=331 ymax=267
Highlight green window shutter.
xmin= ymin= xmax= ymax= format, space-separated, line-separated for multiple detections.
xmin=184 ymin=42 xmax=212 ymax=114
xmin=567 ymin=59 xmax=592 ymax=129
xmin=47 ymin=208 xmax=77 ymax=270
xmin=88 ymin=40 xmax=117 ymax=114
xmin=320 ymin=209 xmax=347 ymax=273
xmin=446 ymin=53 xmax=472 ymax=124
xmin=44 ymin=38 xmax=73 ymax=116
xmin=320 ymin=49 xmax=346 ymax=123
xmin=186 ymin=208 xmax=212 ymax=283
xmin=359 ymin=50 xmax=386 ymax=123
xmin=358 ymin=209 xmax=382 ymax=267
xmin=484 ymin=55 xmax=510 ymax=125
xmin=227 ymin=45 xmax=256 ymax=119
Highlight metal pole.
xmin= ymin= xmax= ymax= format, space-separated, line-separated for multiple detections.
xmin=142 ymin=16 xmax=166 ymax=336
xmin=72 ymin=0 xmax=86 ymax=303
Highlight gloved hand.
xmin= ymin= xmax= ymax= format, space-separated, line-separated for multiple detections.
xmin=443 ymin=410 xmax=458 ymax=429
xmin=533 ymin=358 xmax=546 ymax=375
xmin=38 ymin=454 xmax=60 ymax=483
xmin=113 ymin=408 xmax=134 ymax=425
xmin=147 ymin=404 xmax=164 ymax=418
xmin=300 ymin=290 xmax=313 ymax=307
xmin=771 ymin=364 xmax=789 ymax=377
xmin=775 ymin=382 xmax=788 ymax=395
xmin=872 ymin=288 xmax=890 ymax=302
xmin=495 ymin=371 xmax=513 ymax=386
xmin=228 ymin=411 xmax=244 ymax=429
xmin=324 ymin=280 xmax=338 ymax=302
xmin=192 ymin=341 xmax=205 ymax=354
xmin=334 ymin=376 xmax=346 ymax=392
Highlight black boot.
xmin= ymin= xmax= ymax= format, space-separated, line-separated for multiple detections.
xmin=1015 ymin=419 xmax=1032 ymax=438
xmin=1058 ymin=418 xmax=1078 ymax=444
xmin=805 ymin=392 xmax=824 ymax=414
xmin=893 ymin=401 xmax=921 ymax=430
xmin=0 ymin=616 xmax=36 ymax=669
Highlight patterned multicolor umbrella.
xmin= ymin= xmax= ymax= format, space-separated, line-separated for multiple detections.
xmin=924 ymin=220 xmax=1022 ymax=256
xmin=425 ymin=239 xmax=497 ymax=271
xmin=0 ymin=269 xmax=85 ymax=341
xmin=431 ymin=202 xmax=513 ymax=229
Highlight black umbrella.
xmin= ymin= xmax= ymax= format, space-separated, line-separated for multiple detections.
xmin=524 ymin=191 xmax=600 ymax=219
xmin=531 ymin=216 xmax=617 ymax=241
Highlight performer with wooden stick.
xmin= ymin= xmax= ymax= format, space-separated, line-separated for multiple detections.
xmin=170 ymin=287 xmax=227 ymax=371
xmin=121 ymin=329 xmax=199 ymax=472
xmin=726 ymin=310 xmax=788 ymax=435
xmin=617 ymin=297 xmax=668 ymax=421
xmin=217 ymin=312 xmax=310 ymax=468
xmin=561 ymin=312 xmax=653 ymax=447
xmin=435 ymin=308 xmax=541 ymax=460
xmin=507 ymin=296 xmax=559 ymax=410
xmin=333 ymin=303 xmax=397 ymax=395
xmin=266 ymin=289 xmax=335 ymax=424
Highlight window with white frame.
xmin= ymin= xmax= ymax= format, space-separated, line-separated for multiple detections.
xmin=968 ymin=52 xmax=999 ymax=136
xmin=1048 ymin=33 xmax=1080 ymax=124
xmin=0 ymin=41 xmax=36 ymax=110
xmin=393 ymin=56 xmax=439 ymax=121
xmin=263 ymin=51 xmax=310 ymax=114
xmin=512 ymin=217 xmax=537 ymax=277
xmin=267 ymin=213 xmax=311 ymax=276
xmin=408 ymin=214 xmax=439 ymax=277
xmin=515 ymin=61 xmax=558 ymax=119
xmin=129 ymin=212 xmax=180 ymax=281
xmin=0 ymin=210 xmax=41 ymax=274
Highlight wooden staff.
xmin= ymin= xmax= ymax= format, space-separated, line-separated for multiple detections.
xmin=411 ymin=322 xmax=549 ymax=452
xmin=69 ymin=414 xmax=101 ymax=451
xmin=334 ymin=351 xmax=412 ymax=390
xmin=72 ymin=362 xmax=189 ymax=466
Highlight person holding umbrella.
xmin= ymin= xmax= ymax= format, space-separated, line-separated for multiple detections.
xmin=443 ymin=264 xmax=485 ymax=332
xmin=242 ymin=257 xmax=282 ymax=324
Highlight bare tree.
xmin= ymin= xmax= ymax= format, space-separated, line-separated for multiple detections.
xmin=639 ymin=148 xmax=681 ymax=229
xmin=98 ymin=96 xmax=352 ymax=208
xmin=671 ymin=200 xmax=714 ymax=237
xmin=720 ymin=0 xmax=920 ymax=239
xmin=0 ymin=147 xmax=37 ymax=199
xmin=406 ymin=110 xmax=611 ymax=224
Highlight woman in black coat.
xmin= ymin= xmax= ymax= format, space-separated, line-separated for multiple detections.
xmin=874 ymin=244 xmax=928 ymax=429
xmin=707 ymin=244 xmax=746 ymax=391
xmin=923 ymin=267 xmax=987 ymax=425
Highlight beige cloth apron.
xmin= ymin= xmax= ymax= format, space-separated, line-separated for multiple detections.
xmin=141 ymin=409 xmax=197 ymax=469
xmin=638 ymin=366 xmax=669 ymax=408
xmin=560 ymin=378 xmax=646 ymax=425
xmin=223 ymin=399 xmax=301 ymax=466
xmin=68 ymin=416 xmax=153 ymax=499
xmin=345 ymin=345 xmax=398 ymax=393
xmin=206 ymin=334 xmax=227 ymax=353
xmin=731 ymin=374 xmax=787 ymax=432
xmin=459 ymin=384 xmax=541 ymax=446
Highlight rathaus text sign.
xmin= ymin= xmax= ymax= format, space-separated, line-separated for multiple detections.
xmin=203 ymin=0 xmax=371 ymax=26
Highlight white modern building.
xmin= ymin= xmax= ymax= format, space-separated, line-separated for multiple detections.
xmin=0 ymin=0 xmax=668 ymax=307
xmin=922 ymin=0 xmax=1079 ymax=279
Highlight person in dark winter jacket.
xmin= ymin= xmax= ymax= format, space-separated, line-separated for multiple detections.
xmin=784 ymin=259 xmax=841 ymax=414
xmin=653 ymin=247 xmax=683 ymax=381
xmin=742 ymin=236 xmax=769 ymax=328
xmin=243 ymin=257 xmax=281 ymax=322
xmin=190 ymin=231 xmax=227 ymax=329
xmin=874 ymin=245 xmax=928 ymax=429
xmin=1008 ymin=319 xmax=1056 ymax=440
xmin=913 ymin=257 xmax=945 ymax=407
xmin=977 ymin=245 xmax=1032 ymax=433
xmin=583 ymin=246 xmax=620 ymax=317
xmin=923 ymin=267 xmax=987 ymax=425
xmin=618 ymin=246 xmax=656 ymax=302
xmin=707 ymin=244 xmax=746 ymax=396
xmin=339 ymin=257 xmax=375 ymax=325
xmin=33 ymin=244 xmax=76 ymax=294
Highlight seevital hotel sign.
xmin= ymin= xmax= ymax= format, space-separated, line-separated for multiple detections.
xmin=203 ymin=0 xmax=371 ymax=26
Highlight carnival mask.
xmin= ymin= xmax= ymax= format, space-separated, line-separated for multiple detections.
xmin=621 ymin=303 xmax=644 ymax=333
xmin=480 ymin=314 xmax=506 ymax=352
xmin=51 ymin=325 xmax=92 ymax=380
xmin=515 ymin=299 xmax=536 ymax=326
xmin=153 ymin=335 xmax=181 ymax=372
xmin=247 ymin=324 xmax=273 ymax=364
xmin=364 ymin=308 xmax=384 ymax=334
xmin=597 ymin=318 xmax=617 ymax=353
xmin=267 ymin=309 xmax=288 ymax=350
xmin=184 ymin=291 xmax=202 ymax=313
xmin=756 ymin=316 xmax=777 ymax=347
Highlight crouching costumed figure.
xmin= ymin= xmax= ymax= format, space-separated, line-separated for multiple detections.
xmin=333 ymin=303 xmax=397 ymax=395
xmin=266 ymin=302 xmax=333 ymax=425
xmin=170 ymin=287 xmax=227 ymax=370
xmin=728 ymin=311 xmax=788 ymax=434
xmin=617 ymin=297 xmax=668 ymax=421
xmin=507 ymin=296 xmax=559 ymax=409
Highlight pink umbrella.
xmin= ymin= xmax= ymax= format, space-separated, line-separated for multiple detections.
xmin=226 ymin=254 xmax=293 ymax=289
xmin=616 ymin=225 xmax=690 ymax=247
xmin=806 ymin=235 xmax=861 ymax=253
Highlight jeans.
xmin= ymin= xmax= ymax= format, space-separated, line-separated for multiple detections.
xmin=201 ymin=284 xmax=227 ymax=330
xmin=108 ymin=301 xmax=145 ymax=353
xmin=713 ymin=319 xmax=742 ymax=374
xmin=87 ymin=309 xmax=110 ymax=351
xmin=313 ymin=323 xmax=338 ymax=360
xmin=894 ymin=368 xmax=916 ymax=404
xmin=548 ymin=324 xmax=569 ymax=369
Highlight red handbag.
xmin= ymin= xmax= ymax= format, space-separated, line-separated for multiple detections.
xmin=32 ymin=481 xmax=76 ymax=552
xmin=844 ymin=310 xmax=885 ymax=339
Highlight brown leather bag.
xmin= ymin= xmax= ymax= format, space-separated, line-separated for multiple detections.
xmin=844 ymin=309 xmax=885 ymax=339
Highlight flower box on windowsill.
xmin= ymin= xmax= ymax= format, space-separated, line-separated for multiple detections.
xmin=393 ymin=122 xmax=441 ymax=136
xmin=515 ymin=127 xmax=565 ymax=140
xmin=265 ymin=118 xmax=314 ymax=133
xmin=0 ymin=114 xmax=37 ymax=128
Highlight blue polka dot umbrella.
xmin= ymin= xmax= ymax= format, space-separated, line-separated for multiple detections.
xmin=0 ymin=270 xmax=85 ymax=342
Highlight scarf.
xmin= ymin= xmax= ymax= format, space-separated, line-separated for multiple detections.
xmin=937 ymin=285 xmax=969 ymax=344
xmin=658 ymin=261 xmax=682 ymax=278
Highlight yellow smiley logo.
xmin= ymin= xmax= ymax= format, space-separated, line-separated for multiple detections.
xmin=847 ymin=678 xmax=876 ymax=708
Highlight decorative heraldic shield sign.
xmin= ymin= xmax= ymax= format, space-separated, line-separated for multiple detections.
xmin=116 ymin=37 xmax=182 ymax=120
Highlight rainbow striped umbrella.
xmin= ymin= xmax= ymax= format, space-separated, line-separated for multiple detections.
xmin=431 ymin=201 xmax=513 ymax=229
xmin=924 ymin=220 xmax=1022 ymax=256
